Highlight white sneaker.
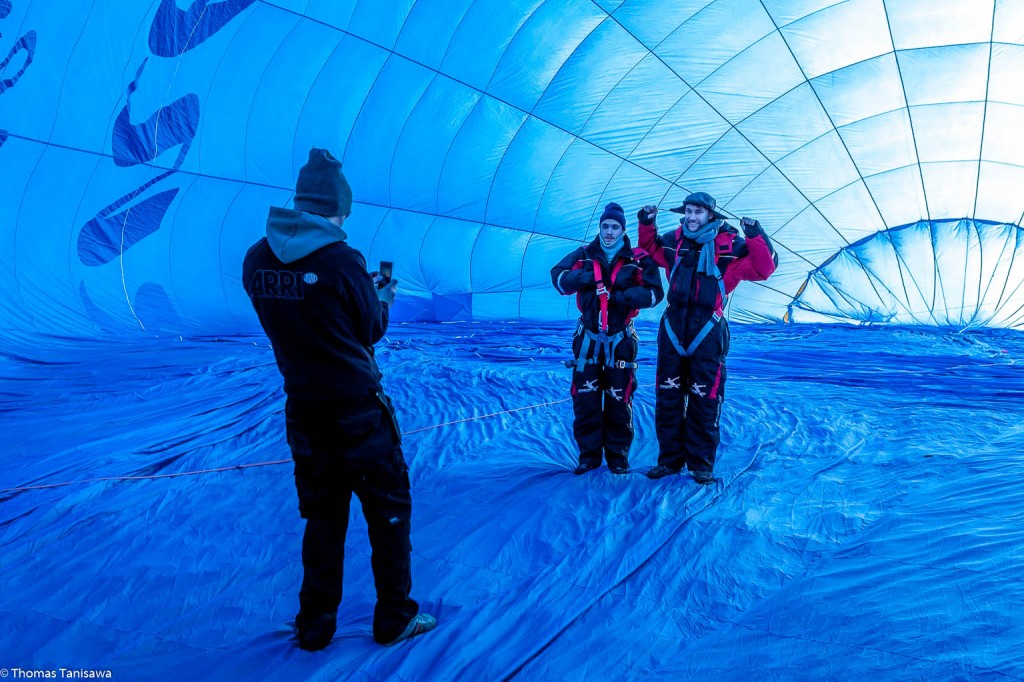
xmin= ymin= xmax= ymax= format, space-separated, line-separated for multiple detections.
xmin=381 ymin=613 xmax=437 ymax=647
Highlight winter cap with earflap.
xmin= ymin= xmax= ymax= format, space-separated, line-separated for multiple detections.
xmin=294 ymin=148 xmax=352 ymax=218
xmin=599 ymin=202 xmax=626 ymax=228
xmin=669 ymin=191 xmax=725 ymax=220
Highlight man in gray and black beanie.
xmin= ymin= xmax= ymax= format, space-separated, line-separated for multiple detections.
xmin=242 ymin=147 xmax=436 ymax=652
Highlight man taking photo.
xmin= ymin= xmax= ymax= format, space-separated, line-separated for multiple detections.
xmin=242 ymin=148 xmax=436 ymax=651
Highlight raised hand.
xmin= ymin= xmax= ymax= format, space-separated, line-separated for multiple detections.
xmin=740 ymin=217 xmax=762 ymax=238
xmin=637 ymin=204 xmax=658 ymax=225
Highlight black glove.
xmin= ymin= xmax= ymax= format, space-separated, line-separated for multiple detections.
xmin=637 ymin=207 xmax=655 ymax=226
xmin=741 ymin=218 xmax=762 ymax=239
xmin=609 ymin=290 xmax=625 ymax=308
xmin=564 ymin=268 xmax=595 ymax=291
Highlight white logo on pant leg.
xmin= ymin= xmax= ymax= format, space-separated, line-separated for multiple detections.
xmin=606 ymin=387 xmax=622 ymax=401
xmin=660 ymin=376 xmax=681 ymax=390
xmin=578 ymin=379 xmax=599 ymax=393
xmin=690 ymin=382 xmax=707 ymax=398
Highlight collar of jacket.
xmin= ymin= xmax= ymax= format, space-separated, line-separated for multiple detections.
xmin=586 ymin=233 xmax=633 ymax=265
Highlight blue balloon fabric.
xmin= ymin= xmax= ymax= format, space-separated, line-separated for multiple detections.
xmin=2 ymin=0 xmax=1024 ymax=334
xmin=2 ymin=1 xmax=1024 ymax=680
xmin=2 ymin=323 xmax=1023 ymax=679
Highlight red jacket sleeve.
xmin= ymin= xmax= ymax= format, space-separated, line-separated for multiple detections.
xmin=723 ymin=230 xmax=778 ymax=294
xmin=638 ymin=222 xmax=669 ymax=270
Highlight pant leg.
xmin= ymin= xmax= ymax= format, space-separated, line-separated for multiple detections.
xmin=570 ymin=332 xmax=604 ymax=466
xmin=286 ymin=396 xmax=414 ymax=633
xmin=655 ymin=319 xmax=690 ymax=469
xmin=349 ymin=396 xmax=419 ymax=644
xmin=298 ymin=510 xmax=350 ymax=619
xmin=287 ymin=418 xmax=356 ymax=621
xmin=682 ymin=323 xmax=728 ymax=474
xmin=603 ymin=332 xmax=638 ymax=467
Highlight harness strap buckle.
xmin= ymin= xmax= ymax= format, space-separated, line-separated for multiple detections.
xmin=571 ymin=327 xmax=633 ymax=371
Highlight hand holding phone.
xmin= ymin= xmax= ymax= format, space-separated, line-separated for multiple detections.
xmin=377 ymin=260 xmax=393 ymax=289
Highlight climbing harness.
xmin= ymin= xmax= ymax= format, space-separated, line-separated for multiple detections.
xmin=569 ymin=258 xmax=638 ymax=372
xmin=663 ymin=227 xmax=728 ymax=358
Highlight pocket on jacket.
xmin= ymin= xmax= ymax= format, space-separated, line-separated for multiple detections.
xmin=286 ymin=402 xmax=383 ymax=458
xmin=335 ymin=404 xmax=383 ymax=443
xmin=370 ymin=392 xmax=402 ymax=445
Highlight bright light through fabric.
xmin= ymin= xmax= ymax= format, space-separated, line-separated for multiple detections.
xmin=3 ymin=0 xmax=1024 ymax=336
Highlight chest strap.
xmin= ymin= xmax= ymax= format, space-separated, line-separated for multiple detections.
xmin=662 ymin=260 xmax=727 ymax=357
xmin=593 ymin=257 xmax=624 ymax=334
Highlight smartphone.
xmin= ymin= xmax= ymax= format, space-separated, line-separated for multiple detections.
xmin=378 ymin=260 xmax=394 ymax=289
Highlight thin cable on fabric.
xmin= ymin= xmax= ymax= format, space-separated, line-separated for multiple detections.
xmin=1 ymin=460 xmax=292 ymax=493
xmin=401 ymin=396 xmax=572 ymax=435
xmin=0 ymin=395 xmax=575 ymax=494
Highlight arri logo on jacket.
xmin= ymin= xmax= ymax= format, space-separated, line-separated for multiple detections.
xmin=249 ymin=269 xmax=306 ymax=300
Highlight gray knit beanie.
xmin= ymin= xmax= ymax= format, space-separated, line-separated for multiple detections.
xmin=294 ymin=148 xmax=352 ymax=217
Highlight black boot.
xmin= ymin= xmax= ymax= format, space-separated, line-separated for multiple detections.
xmin=646 ymin=464 xmax=682 ymax=480
xmin=691 ymin=470 xmax=716 ymax=485
xmin=296 ymin=611 xmax=337 ymax=651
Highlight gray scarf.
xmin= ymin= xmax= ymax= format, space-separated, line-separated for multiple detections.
xmin=600 ymin=233 xmax=625 ymax=264
xmin=681 ymin=219 xmax=720 ymax=275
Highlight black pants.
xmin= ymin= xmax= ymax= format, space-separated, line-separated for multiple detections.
xmin=570 ymin=329 xmax=639 ymax=468
xmin=654 ymin=315 xmax=728 ymax=474
xmin=285 ymin=394 xmax=418 ymax=643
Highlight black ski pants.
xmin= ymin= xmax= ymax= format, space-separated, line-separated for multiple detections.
xmin=285 ymin=393 xmax=418 ymax=644
xmin=570 ymin=328 xmax=639 ymax=468
xmin=654 ymin=315 xmax=729 ymax=474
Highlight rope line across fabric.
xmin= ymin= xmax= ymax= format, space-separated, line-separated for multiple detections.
xmin=0 ymin=395 xmax=577 ymax=494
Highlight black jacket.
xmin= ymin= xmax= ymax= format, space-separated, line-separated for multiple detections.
xmin=243 ymin=208 xmax=388 ymax=406
xmin=550 ymin=235 xmax=664 ymax=334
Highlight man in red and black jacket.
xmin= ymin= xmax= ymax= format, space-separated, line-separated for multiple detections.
xmin=551 ymin=202 xmax=664 ymax=475
xmin=638 ymin=192 xmax=778 ymax=484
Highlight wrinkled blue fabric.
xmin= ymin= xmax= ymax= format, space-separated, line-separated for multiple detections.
xmin=1 ymin=323 xmax=1022 ymax=680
